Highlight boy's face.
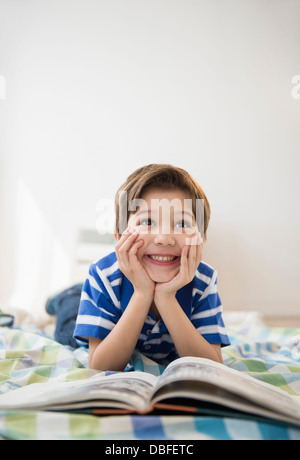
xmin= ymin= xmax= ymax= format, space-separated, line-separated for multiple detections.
xmin=125 ymin=187 xmax=199 ymax=283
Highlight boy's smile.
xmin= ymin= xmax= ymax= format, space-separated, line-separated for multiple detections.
xmin=145 ymin=254 xmax=180 ymax=264
xmin=142 ymin=253 xmax=180 ymax=283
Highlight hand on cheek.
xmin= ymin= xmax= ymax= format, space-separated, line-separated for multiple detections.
xmin=185 ymin=230 xmax=203 ymax=247
xmin=154 ymin=233 xmax=203 ymax=298
xmin=115 ymin=227 xmax=155 ymax=297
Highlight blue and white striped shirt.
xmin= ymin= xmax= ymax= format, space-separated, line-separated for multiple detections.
xmin=74 ymin=251 xmax=230 ymax=366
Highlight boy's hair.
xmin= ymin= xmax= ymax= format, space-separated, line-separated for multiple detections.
xmin=115 ymin=164 xmax=211 ymax=239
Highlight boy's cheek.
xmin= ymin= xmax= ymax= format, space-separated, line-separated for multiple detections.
xmin=185 ymin=232 xmax=203 ymax=246
xmin=135 ymin=234 xmax=147 ymax=258
xmin=129 ymin=224 xmax=149 ymax=235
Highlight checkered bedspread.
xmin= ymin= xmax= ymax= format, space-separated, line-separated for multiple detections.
xmin=0 ymin=321 xmax=300 ymax=440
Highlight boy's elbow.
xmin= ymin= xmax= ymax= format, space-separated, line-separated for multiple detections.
xmin=88 ymin=356 xmax=96 ymax=370
xmin=209 ymin=344 xmax=223 ymax=364
xmin=88 ymin=355 xmax=125 ymax=372
xmin=214 ymin=348 xmax=223 ymax=364
xmin=216 ymin=355 xmax=223 ymax=364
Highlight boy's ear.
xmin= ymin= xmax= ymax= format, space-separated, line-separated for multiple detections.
xmin=114 ymin=227 xmax=121 ymax=242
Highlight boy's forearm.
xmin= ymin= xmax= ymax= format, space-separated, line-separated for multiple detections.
xmin=89 ymin=291 xmax=152 ymax=371
xmin=155 ymin=294 xmax=223 ymax=363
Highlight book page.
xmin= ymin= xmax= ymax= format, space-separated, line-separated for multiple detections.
xmin=151 ymin=381 xmax=300 ymax=426
xmin=154 ymin=357 xmax=300 ymax=420
xmin=0 ymin=371 xmax=157 ymax=412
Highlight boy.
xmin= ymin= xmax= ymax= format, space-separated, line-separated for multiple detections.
xmin=74 ymin=164 xmax=230 ymax=371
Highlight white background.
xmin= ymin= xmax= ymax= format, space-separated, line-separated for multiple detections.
xmin=0 ymin=0 xmax=299 ymax=315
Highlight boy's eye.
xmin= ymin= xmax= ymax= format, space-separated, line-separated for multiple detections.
xmin=175 ymin=219 xmax=191 ymax=228
xmin=139 ymin=218 xmax=155 ymax=226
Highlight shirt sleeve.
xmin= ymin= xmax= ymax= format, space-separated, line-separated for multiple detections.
xmin=191 ymin=268 xmax=230 ymax=347
xmin=73 ymin=262 xmax=121 ymax=344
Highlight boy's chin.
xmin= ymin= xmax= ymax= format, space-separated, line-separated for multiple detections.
xmin=147 ymin=269 xmax=178 ymax=284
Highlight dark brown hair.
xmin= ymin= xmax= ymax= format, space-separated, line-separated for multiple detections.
xmin=115 ymin=164 xmax=211 ymax=239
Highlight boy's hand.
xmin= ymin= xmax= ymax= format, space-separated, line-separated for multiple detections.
xmin=115 ymin=227 xmax=155 ymax=299
xmin=154 ymin=232 xmax=203 ymax=299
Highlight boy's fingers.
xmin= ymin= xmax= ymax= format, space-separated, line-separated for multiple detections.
xmin=116 ymin=229 xmax=135 ymax=265
xmin=115 ymin=227 xmax=131 ymax=249
xmin=119 ymin=227 xmax=134 ymax=242
xmin=117 ymin=229 xmax=139 ymax=253
xmin=196 ymin=237 xmax=203 ymax=262
xmin=180 ymin=246 xmax=189 ymax=267
xmin=189 ymin=240 xmax=196 ymax=259
xmin=186 ymin=243 xmax=195 ymax=273
xmin=195 ymin=232 xmax=203 ymax=262
xmin=128 ymin=238 xmax=144 ymax=256
xmin=185 ymin=231 xmax=203 ymax=246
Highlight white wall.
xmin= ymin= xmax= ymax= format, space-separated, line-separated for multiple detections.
xmin=0 ymin=0 xmax=299 ymax=315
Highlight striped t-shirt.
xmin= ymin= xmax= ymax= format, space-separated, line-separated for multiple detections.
xmin=73 ymin=251 xmax=230 ymax=367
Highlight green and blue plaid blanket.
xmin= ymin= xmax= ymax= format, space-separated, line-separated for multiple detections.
xmin=0 ymin=321 xmax=300 ymax=440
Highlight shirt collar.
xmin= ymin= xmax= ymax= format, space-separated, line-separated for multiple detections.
xmin=120 ymin=275 xmax=193 ymax=331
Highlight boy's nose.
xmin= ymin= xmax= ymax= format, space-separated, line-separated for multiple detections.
xmin=153 ymin=232 xmax=176 ymax=246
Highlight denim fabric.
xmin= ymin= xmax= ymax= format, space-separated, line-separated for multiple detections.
xmin=0 ymin=310 xmax=14 ymax=327
xmin=46 ymin=284 xmax=82 ymax=348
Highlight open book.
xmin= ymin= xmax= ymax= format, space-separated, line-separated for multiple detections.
xmin=0 ymin=357 xmax=300 ymax=426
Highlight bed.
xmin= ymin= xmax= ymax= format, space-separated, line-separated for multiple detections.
xmin=0 ymin=310 xmax=300 ymax=440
